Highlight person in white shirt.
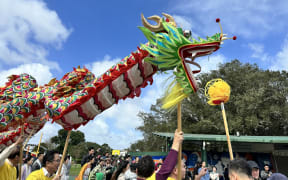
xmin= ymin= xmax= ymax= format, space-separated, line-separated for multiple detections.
xmin=60 ymin=156 xmax=70 ymax=180
xmin=210 ymin=166 xmax=219 ymax=180
xmin=21 ymin=155 xmax=34 ymax=180
xmin=0 ymin=136 xmax=24 ymax=180
xmin=31 ymin=152 xmax=44 ymax=171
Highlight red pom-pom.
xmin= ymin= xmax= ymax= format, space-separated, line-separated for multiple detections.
xmin=165 ymin=18 xmax=170 ymax=22
xmin=233 ymin=36 xmax=237 ymax=40
xmin=216 ymin=18 xmax=220 ymax=23
xmin=212 ymin=100 xmax=222 ymax=105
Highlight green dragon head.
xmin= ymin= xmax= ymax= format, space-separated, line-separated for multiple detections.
xmin=139 ymin=13 xmax=236 ymax=109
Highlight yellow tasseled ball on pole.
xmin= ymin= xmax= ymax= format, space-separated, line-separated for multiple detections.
xmin=204 ymin=78 xmax=230 ymax=105
xmin=204 ymin=78 xmax=234 ymax=160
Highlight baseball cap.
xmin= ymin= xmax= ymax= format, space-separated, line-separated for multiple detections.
xmin=247 ymin=161 xmax=259 ymax=169
xmin=268 ymin=173 xmax=288 ymax=180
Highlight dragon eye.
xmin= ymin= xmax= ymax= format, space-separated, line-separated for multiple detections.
xmin=183 ymin=30 xmax=192 ymax=38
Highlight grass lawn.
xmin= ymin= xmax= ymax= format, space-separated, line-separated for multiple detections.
xmin=69 ymin=164 xmax=81 ymax=176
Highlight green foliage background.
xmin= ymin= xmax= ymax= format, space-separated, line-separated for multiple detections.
xmin=45 ymin=129 xmax=112 ymax=163
xmin=130 ymin=60 xmax=288 ymax=151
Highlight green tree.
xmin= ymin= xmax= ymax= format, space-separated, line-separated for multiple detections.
xmin=31 ymin=143 xmax=47 ymax=153
xmin=130 ymin=60 xmax=288 ymax=151
xmin=69 ymin=142 xmax=88 ymax=163
xmin=51 ymin=129 xmax=85 ymax=152
xmin=100 ymin=143 xmax=112 ymax=155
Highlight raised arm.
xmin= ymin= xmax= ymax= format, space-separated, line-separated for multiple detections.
xmin=0 ymin=135 xmax=24 ymax=166
xmin=156 ymin=129 xmax=183 ymax=180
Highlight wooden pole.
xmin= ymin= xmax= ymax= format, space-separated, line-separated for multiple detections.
xmin=36 ymin=132 xmax=43 ymax=156
xmin=177 ymin=103 xmax=182 ymax=180
xmin=23 ymin=130 xmax=34 ymax=150
xmin=57 ymin=130 xmax=71 ymax=175
xmin=18 ymin=125 xmax=24 ymax=180
xmin=26 ymin=146 xmax=30 ymax=157
xmin=221 ymin=102 xmax=234 ymax=160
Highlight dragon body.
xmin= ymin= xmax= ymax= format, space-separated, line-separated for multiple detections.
xmin=0 ymin=14 xmax=232 ymax=149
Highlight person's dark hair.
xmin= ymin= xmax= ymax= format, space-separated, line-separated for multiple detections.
xmin=42 ymin=150 xmax=59 ymax=167
xmin=37 ymin=152 xmax=44 ymax=158
xmin=8 ymin=148 xmax=20 ymax=159
xmin=24 ymin=155 xmax=33 ymax=164
xmin=88 ymin=147 xmax=94 ymax=151
xmin=228 ymin=159 xmax=252 ymax=177
xmin=212 ymin=166 xmax=217 ymax=170
xmin=137 ymin=155 xmax=155 ymax=178
xmin=111 ymin=160 xmax=129 ymax=180
xmin=130 ymin=163 xmax=138 ymax=172
xmin=87 ymin=155 xmax=95 ymax=162
xmin=125 ymin=154 xmax=131 ymax=159
xmin=64 ymin=155 xmax=69 ymax=161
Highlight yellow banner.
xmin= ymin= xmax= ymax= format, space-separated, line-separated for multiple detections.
xmin=112 ymin=150 xmax=120 ymax=155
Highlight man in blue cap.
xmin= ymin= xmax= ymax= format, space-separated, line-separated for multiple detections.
xmin=268 ymin=173 xmax=288 ymax=180
xmin=247 ymin=161 xmax=261 ymax=180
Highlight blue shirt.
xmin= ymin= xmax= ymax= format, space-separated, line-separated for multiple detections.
xmin=198 ymin=167 xmax=210 ymax=180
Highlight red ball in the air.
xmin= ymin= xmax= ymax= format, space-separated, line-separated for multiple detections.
xmin=216 ymin=18 xmax=220 ymax=23
xmin=233 ymin=36 xmax=237 ymax=40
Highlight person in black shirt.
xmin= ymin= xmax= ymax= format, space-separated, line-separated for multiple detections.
xmin=81 ymin=147 xmax=95 ymax=167
xmin=192 ymin=162 xmax=201 ymax=180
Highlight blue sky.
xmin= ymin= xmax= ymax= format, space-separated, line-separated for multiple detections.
xmin=1 ymin=0 xmax=288 ymax=149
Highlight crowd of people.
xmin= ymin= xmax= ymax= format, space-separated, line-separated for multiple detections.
xmin=189 ymin=159 xmax=274 ymax=180
xmin=189 ymin=160 xmax=275 ymax=180
xmin=0 ymin=130 xmax=287 ymax=180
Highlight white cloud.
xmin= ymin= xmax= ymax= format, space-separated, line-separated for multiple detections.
xmin=80 ymin=117 xmax=109 ymax=137
xmin=173 ymin=15 xmax=192 ymax=31
xmin=85 ymin=55 xmax=121 ymax=77
xmin=106 ymin=130 xmax=142 ymax=150
xmin=0 ymin=63 xmax=53 ymax=86
xmin=248 ymin=43 xmax=264 ymax=57
xmin=29 ymin=123 xmax=61 ymax=145
xmin=196 ymin=54 xmax=226 ymax=73
xmin=84 ymin=128 xmax=142 ymax=150
xmin=248 ymin=43 xmax=271 ymax=62
xmin=78 ymin=102 xmax=145 ymax=149
xmin=247 ymin=36 xmax=288 ymax=71
xmin=0 ymin=0 xmax=71 ymax=69
xmin=270 ymin=37 xmax=288 ymax=71
xmin=173 ymin=15 xmax=200 ymax=39
xmin=142 ymin=73 xmax=170 ymax=105
xmin=172 ymin=0 xmax=288 ymax=39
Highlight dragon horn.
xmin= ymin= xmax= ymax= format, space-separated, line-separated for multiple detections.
xmin=141 ymin=13 xmax=164 ymax=32
xmin=162 ymin=13 xmax=177 ymax=27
